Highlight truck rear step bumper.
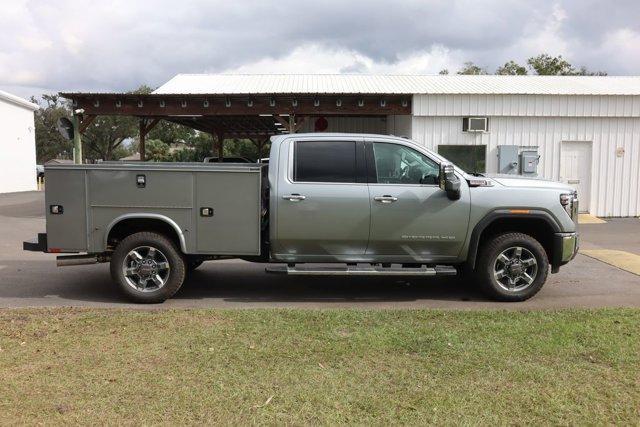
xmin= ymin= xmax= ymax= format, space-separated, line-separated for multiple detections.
xmin=265 ymin=264 xmax=457 ymax=276
xmin=23 ymin=233 xmax=48 ymax=252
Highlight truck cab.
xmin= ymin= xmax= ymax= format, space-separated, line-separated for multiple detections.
xmin=25 ymin=133 xmax=579 ymax=303
xmin=269 ymin=134 xmax=470 ymax=264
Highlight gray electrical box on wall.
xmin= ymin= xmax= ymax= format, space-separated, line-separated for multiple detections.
xmin=520 ymin=149 xmax=539 ymax=176
xmin=498 ymin=145 xmax=519 ymax=174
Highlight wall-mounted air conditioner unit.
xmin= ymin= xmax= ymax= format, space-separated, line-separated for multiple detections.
xmin=463 ymin=117 xmax=489 ymax=132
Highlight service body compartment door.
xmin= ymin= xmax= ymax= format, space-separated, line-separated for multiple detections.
xmin=195 ymin=170 xmax=262 ymax=255
xmin=272 ymin=138 xmax=370 ymax=261
xmin=45 ymin=168 xmax=88 ymax=252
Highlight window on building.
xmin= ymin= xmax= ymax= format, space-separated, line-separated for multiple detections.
xmin=294 ymin=140 xmax=357 ymax=183
xmin=372 ymin=142 xmax=440 ymax=185
xmin=438 ymin=145 xmax=487 ymax=174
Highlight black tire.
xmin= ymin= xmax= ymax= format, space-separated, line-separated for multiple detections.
xmin=110 ymin=232 xmax=186 ymax=303
xmin=476 ymin=232 xmax=549 ymax=302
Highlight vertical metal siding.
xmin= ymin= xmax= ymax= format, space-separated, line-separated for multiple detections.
xmin=413 ymin=94 xmax=640 ymax=118
xmin=411 ymin=115 xmax=640 ymax=217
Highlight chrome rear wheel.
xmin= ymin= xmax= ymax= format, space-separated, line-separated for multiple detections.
xmin=111 ymin=232 xmax=186 ymax=303
xmin=122 ymin=246 xmax=171 ymax=292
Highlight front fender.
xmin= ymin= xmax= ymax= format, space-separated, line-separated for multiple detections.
xmin=466 ymin=209 xmax=561 ymax=270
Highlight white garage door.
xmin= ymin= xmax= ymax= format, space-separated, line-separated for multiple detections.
xmin=560 ymin=141 xmax=592 ymax=213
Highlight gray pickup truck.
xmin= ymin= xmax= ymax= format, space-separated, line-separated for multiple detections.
xmin=24 ymin=133 xmax=578 ymax=303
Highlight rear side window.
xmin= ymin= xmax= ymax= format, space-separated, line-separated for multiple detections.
xmin=294 ymin=140 xmax=357 ymax=183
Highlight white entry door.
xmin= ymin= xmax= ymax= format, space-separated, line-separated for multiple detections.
xmin=560 ymin=141 xmax=592 ymax=212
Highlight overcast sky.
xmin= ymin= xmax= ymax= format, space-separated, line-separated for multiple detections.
xmin=1 ymin=0 xmax=639 ymax=99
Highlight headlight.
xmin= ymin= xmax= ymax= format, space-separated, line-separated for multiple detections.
xmin=560 ymin=192 xmax=578 ymax=220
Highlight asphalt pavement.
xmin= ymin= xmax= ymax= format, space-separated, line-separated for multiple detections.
xmin=1 ymin=191 xmax=639 ymax=309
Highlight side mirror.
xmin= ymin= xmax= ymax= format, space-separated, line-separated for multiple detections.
xmin=439 ymin=162 xmax=461 ymax=200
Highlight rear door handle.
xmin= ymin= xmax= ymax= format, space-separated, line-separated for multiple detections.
xmin=283 ymin=194 xmax=306 ymax=201
xmin=374 ymin=195 xmax=398 ymax=203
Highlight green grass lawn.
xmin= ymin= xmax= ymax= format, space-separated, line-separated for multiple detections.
xmin=0 ymin=308 xmax=638 ymax=424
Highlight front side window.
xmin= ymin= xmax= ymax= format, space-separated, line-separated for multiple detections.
xmin=372 ymin=143 xmax=440 ymax=185
xmin=294 ymin=140 xmax=357 ymax=183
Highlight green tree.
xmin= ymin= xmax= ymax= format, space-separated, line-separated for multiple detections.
xmin=145 ymin=139 xmax=172 ymax=161
xmin=526 ymin=54 xmax=576 ymax=75
xmin=438 ymin=69 xmax=450 ymax=75
xmin=223 ymin=138 xmax=262 ymax=160
xmin=132 ymin=84 xmax=154 ymax=95
xmin=31 ymin=94 xmax=73 ymax=163
xmin=82 ymin=115 xmax=137 ymax=161
xmin=574 ymin=66 xmax=608 ymax=76
xmin=526 ymin=54 xmax=607 ymax=76
xmin=171 ymin=132 xmax=215 ymax=162
xmin=496 ymin=60 xmax=528 ymax=75
xmin=457 ymin=62 xmax=488 ymax=75
xmin=149 ymin=121 xmax=196 ymax=146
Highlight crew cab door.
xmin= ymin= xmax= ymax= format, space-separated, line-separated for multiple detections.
xmin=365 ymin=139 xmax=471 ymax=262
xmin=272 ymin=137 xmax=370 ymax=261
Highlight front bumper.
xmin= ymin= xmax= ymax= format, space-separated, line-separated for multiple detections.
xmin=551 ymin=232 xmax=579 ymax=273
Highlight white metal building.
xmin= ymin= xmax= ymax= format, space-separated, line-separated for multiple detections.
xmin=156 ymin=74 xmax=640 ymax=217
xmin=0 ymin=90 xmax=38 ymax=194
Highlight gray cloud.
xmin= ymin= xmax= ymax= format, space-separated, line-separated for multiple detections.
xmin=0 ymin=0 xmax=638 ymax=99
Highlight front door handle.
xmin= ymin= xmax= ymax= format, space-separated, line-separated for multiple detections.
xmin=374 ymin=195 xmax=398 ymax=204
xmin=283 ymin=194 xmax=306 ymax=201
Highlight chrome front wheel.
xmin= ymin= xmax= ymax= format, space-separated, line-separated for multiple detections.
xmin=493 ymin=246 xmax=538 ymax=292
xmin=476 ymin=232 xmax=549 ymax=302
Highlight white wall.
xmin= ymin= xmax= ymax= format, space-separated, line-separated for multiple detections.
xmin=413 ymin=94 xmax=640 ymax=118
xmin=411 ymin=115 xmax=640 ymax=217
xmin=0 ymin=98 xmax=37 ymax=193
xmin=411 ymin=93 xmax=640 ymax=217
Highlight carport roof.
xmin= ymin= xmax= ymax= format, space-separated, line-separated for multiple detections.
xmin=152 ymin=74 xmax=640 ymax=96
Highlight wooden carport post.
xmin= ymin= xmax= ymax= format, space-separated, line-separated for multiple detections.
xmin=251 ymin=137 xmax=269 ymax=158
xmin=139 ymin=118 xmax=160 ymax=161
xmin=139 ymin=120 xmax=146 ymax=161
xmin=274 ymin=114 xmax=308 ymax=134
xmin=72 ymin=113 xmax=96 ymax=164
xmin=211 ymin=131 xmax=224 ymax=162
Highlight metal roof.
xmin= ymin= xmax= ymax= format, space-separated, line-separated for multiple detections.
xmin=0 ymin=90 xmax=39 ymax=111
xmin=153 ymin=74 xmax=640 ymax=96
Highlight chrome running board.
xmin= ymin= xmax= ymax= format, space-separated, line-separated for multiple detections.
xmin=265 ymin=264 xmax=457 ymax=276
